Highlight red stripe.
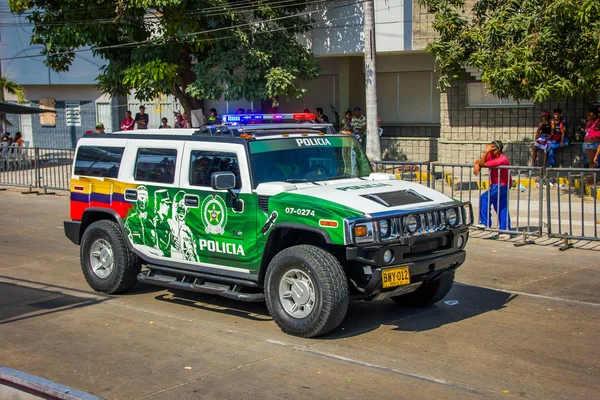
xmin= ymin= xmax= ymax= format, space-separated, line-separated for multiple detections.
xmin=70 ymin=200 xmax=88 ymax=220
xmin=71 ymin=200 xmax=133 ymax=220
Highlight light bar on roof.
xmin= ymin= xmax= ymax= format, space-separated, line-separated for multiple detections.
xmin=223 ymin=113 xmax=316 ymax=124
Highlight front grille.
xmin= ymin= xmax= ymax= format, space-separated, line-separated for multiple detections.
xmin=361 ymin=190 xmax=431 ymax=207
xmin=406 ymin=235 xmax=451 ymax=257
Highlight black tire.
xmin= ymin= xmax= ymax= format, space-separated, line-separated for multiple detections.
xmin=264 ymin=245 xmax=349 ymax=338
xmin=80 ymin=219 xmax=141 ymax=294
xmin=391 ymin=270 xmax=455 ymax=307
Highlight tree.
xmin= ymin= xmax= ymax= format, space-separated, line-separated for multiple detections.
xmin=0 ymin=76 xmax=26 ymax=103
xmin=9 ymin=0 xmax=319 ymax=112
xmin=419 ymin=0 xmax=600 ymax=102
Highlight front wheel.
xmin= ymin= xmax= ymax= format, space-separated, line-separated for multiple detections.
xmin=391 ymin=270 xmax=455 ymax=307
xmin=80 ymin=219 xmax=141 ymax=294
xmin=264 ymin=245 xmax=349 ymax=338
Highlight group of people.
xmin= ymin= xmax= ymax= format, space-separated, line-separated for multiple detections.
xmin=532 ymin=108 xmax=600 ymax=168
xmin=1 ymin=131 xmax=24 ymax=147
xmin=119 ymin=105 xmax=199 ymax=131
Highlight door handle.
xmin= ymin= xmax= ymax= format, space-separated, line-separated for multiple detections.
xmin=184 ymin=195 xmax=199 ymax=208
xmin=124 ymin=189 xmax=138 ymax=201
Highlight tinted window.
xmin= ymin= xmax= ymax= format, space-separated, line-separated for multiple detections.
xmin=134 ymin=148 xmax=177 ymax=184
xmin=74 ymin=146 xmax=124 ymax=178
xmin=190 ymin=151 xmax=241 ymax=189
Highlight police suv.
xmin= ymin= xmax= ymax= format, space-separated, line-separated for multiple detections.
xmin=64 ymin=114 xmax=472 ymax=337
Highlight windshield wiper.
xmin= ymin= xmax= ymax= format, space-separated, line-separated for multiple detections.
xmin=326 ymin=174 xmax=359 ymax=181
xmin=284 ymin=178 xmax=310 ymax=183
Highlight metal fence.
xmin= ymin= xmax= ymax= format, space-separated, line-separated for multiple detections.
xmin=0 ymin=146 xmax=598 ymax=248
xmin=0 ymin=146 xmax=74 ymax=193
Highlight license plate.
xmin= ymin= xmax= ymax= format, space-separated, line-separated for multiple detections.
xmin=382 ymin=266 xmax=410 ymax=289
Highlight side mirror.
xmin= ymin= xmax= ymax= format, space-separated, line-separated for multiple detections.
xmin=211 ymin=171 xmax=236 ymax=191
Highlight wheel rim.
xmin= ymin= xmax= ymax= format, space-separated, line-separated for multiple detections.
xmin=278 ymin=268 xmax=317 ymax=319
xmin=89 ymin=238 xmax=115 ymax=279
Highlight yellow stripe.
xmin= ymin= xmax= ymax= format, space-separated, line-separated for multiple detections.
xmin=71 ymin=177 xmax=137 ymax=195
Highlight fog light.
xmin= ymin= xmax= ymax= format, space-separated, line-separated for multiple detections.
xmin=457 ymin=235 xmax=465 ymax=248
xmin=383 ymin=249 xmax=393 ymax=263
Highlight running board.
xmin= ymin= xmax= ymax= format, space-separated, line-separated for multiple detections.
xmin=137 ymin=270 xmax=265 ymax=302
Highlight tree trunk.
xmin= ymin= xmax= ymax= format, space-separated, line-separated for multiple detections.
xmin=363 ymin=0 xmax=381 ymax=162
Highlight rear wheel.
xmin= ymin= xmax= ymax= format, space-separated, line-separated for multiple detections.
xmin=80 ymin=219 xmax=141 ymax=294
xmin=391 ymin=270 xmax=454 ymax=307
xmin=265 ymin=245 xmax=349 ymax=338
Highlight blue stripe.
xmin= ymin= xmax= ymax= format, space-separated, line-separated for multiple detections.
xmin=113 ymin=192 xmax=125 ymax=203
xmin=90 ymin=192 xmax=112 ymax=204
xmin=70 ymin=192 xmax=90 ymax=203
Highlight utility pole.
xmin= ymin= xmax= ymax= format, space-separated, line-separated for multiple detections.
xmin=363 ymin=0 xmax=381 ymax=161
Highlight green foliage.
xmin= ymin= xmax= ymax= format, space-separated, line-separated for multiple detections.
xmin=0 ymin=76 xmax=27 ymax=103
xmin=420 ymin=0 xmax=600 ymax=101
xmin=10 ymin=0 xmax=319 ymax=109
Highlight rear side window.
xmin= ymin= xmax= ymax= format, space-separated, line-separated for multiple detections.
xmin=134 ymin=148 xmax=177 ymax=184
xmin=190 ymin=151 xmax=242 ymax=189
xmin=74 ymin=146 xmax=124 ymax=178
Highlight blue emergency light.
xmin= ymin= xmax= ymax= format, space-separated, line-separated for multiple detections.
xmin=223 ymin=113 xmax=316 ymax=124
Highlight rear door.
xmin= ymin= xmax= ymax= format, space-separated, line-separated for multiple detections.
xmin=120 ymin=140 xmax=184 ymax=259
xmin=179 ymin=141 xmax=258 ymax=274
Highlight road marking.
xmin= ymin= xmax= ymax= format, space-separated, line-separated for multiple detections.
xmin=266 ymin=340 xmax=477 ymax=394
xmin=457 ymin=283 xmax=600 ymax=307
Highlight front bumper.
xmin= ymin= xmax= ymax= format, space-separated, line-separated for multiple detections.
xmin=64 ymin=220 xmax=81 ymax=245
xmin=362 ymin=250 xmax=466 ymax=297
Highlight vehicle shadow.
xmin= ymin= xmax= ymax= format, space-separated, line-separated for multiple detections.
xmin=152 ymin=288 xmax=272 ymax=322
xmin=325 ymin=283 xmax=516 ymax=339
xmin=0 ymin=281 xmax=108 ymax=325
xmin=143 ymin=281 xmax=516 ymax=338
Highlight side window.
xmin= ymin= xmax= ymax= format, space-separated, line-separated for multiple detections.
xmin=134 ymin=148 xmax=177 ymax=184
xmin=74 ymin=146 xmax=124 ymax=178
xmin=189 ymin=151 xmax=241 ymax=189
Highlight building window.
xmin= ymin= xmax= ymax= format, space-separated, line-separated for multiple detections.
xmin=65 ymin=101 xmax=82 ymax=126
xmin=96 ymin=102 xmax=113 ymax=133
xmin=134 ymin=148 xmax=177 ymax=184
xmin=467 ymin=82 xmax=534 ymax=107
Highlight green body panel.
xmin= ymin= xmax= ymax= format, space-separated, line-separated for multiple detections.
xmin=124 ymin=184 xmax=364 ymax=275
xmin=124 ymin=184 xmax=262 ymax=272
xmin=262 ymin=192 xmax=364 ymax=245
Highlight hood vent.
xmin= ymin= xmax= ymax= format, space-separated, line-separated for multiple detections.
xmin=361 ymin=190 xmax=431 ymax=207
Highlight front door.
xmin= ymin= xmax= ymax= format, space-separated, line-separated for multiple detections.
xmin=179 ymin=142 xmax=258 ymax=273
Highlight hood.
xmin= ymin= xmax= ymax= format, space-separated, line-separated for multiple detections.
xmin=255 ymin=173 xmax=457 ymax=215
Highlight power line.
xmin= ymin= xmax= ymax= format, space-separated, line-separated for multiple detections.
xmin=1 ymin=0 xmax=372 ymax=61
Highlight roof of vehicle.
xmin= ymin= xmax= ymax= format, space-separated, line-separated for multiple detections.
xmin=81 ymin=132 xmax=352 ymax=144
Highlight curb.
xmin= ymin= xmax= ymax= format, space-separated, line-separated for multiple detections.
xmin=0 ymin=366 xmax=102 ymax=400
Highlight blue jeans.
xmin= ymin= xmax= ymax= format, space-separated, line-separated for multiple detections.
xmin=479 ymin=184 xmax=511 ymax=230
xmin=546 ymin=137 xmax=569 ymax=168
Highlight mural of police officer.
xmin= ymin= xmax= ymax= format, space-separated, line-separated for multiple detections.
xmin=153 ymin=189 xmax=173 ymax=257
xmin=168 ymin=191 xmax=199 ymax=262
xmin=125 ymin=185 xmax=155 ymax=246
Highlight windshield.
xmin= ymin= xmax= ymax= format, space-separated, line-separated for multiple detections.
xmin=249 ymin=136 xmax=372 ymax=185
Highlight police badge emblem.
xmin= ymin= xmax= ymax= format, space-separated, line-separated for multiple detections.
xmin=201 ymin=194 xmax=228 ymax=235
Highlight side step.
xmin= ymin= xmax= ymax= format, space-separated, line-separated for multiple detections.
xmin=137 ymin=270 xmax=265 ymax=302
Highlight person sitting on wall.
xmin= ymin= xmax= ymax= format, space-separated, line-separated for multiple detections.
xmin=584 ymin=107 xmax=600 ymax=170
xmin=473 ymin=140 xmax=512 ymax=232
xmin=2 ymin=131 xmax=12 ymax=145
xmin=546 ymin=108 xmax=569 ymax=167
xmin=134 ymin=105 xmax=149 ymax=130
xmin=531 ymin=110 xmax=552 ymax=166
xmin=340 ymin=110 xmax=352 ymax=133
xmin=120 ymin=110 xmax=135 ymax=131
xmin=12 ymin=132 xmax=24 ymax=146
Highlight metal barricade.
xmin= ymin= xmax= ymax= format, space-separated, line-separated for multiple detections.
xmin=545 ymin=168 xmax=599 ymax=250
xmin=372 ymin=161 xmax=431 ymax=186
xmin=431 ymin=163 xmax=545 ymax=245
xmin=0 ymin=146 xmax=73 ymax=192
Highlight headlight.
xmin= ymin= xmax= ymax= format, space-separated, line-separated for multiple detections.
xmin=404 ymin=214 xmax=418 ymax=234
xmin=354 ymin=222 xmax=374 ymax=243
xmin=446 ymin=208 xmax=459 ymax=227
xmin=379 ymin=219 xmax=390 ymax=238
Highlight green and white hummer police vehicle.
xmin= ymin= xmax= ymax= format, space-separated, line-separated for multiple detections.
xmin=64 ymin=119 xmax=472 ymax=338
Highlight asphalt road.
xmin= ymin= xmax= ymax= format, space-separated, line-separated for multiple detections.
xmin=0 ymin=190 xmax=599 ymax=399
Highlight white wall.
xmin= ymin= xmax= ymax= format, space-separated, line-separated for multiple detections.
xmin=299 ymin=0 xmax=410 ymax=55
